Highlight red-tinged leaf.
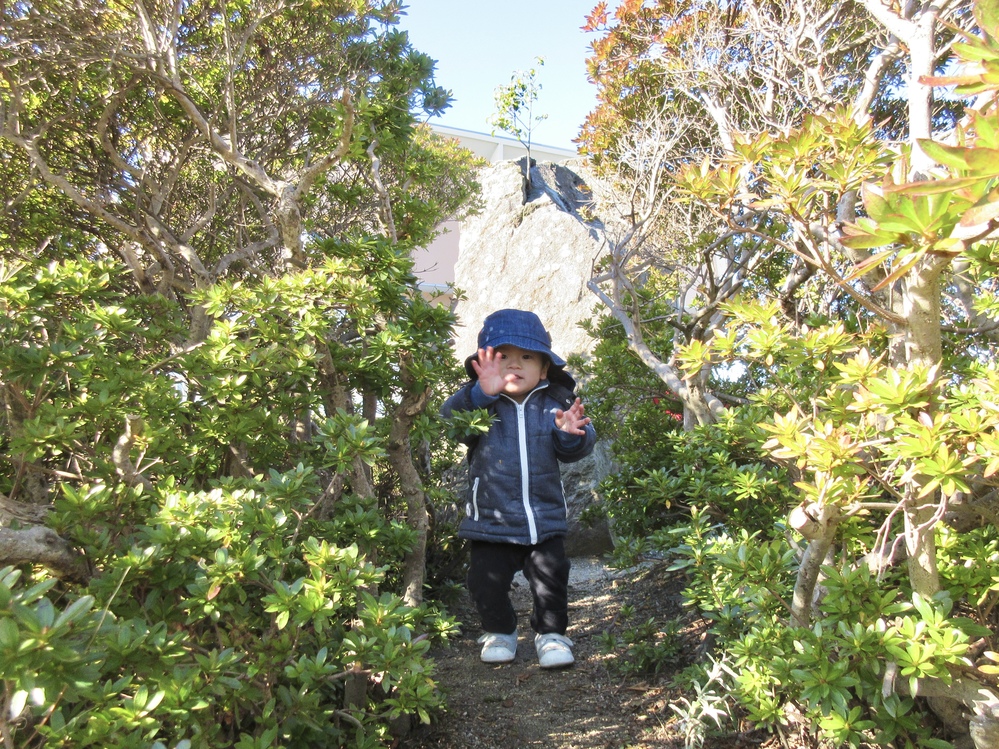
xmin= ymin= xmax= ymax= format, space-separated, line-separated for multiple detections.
xmin=844 ymin=249 xmax=896 ymax=281
xmin=615 ymin=0 xmax=642 ymax=21
xmin=841 ymin=221 xmax=901 ymax=250
xmin=965 ymin=148 xmax=999 ymax=174
xmin=207 ymin=583 xmax=222 ymax=601
xmin=861 ymin=182 xmax=890 ymax=220
xmin=889 ymin=177 xmax=984 ymax=195
xmin=872 ymin=252 xmax=924 ymax=292
xmin=922 ymin=73 xmax=984 ymax=86
xmin=841 ymin=218 xmax=881 ymax=235
xmin=582 ymin=2 xmax=608 ymax=31
xmin=960 ymin=199 xmax=999 ymax=227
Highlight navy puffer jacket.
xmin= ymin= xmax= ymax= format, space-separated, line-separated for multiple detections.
xmin=441 ymin=379 xmax=597 ymax=545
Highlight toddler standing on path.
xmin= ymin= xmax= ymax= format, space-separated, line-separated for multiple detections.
xmin=441 ymin=309 xmax=596 ymax=668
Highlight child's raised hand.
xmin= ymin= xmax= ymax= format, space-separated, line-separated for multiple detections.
xmin=555 ymin=398 xmax=591 ymax=436
xmin=471 ymin=346 xmax=512 ymax=396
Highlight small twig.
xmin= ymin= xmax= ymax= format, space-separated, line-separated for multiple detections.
xmin=142 ymin=340 xmax=204 ymax=375
xmin=333 ymin=709 xmax=365 ymax=729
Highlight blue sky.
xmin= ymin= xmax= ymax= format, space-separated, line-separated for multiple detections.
xmin=399 ymin=1 xmax=603 ymax=151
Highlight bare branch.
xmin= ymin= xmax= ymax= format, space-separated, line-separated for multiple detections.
xmin=112 ymin=415 xmax=154 ymax=493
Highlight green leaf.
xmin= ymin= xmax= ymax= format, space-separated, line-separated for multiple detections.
xmin=844 ymin=249 xmax=895 ymax=281
xmin=871 ymin=252 xmax=923 ymax=292
xmin=0 ymin=618 xmax=19 ymax=647
xmin=9 ymin=690 xmax=28 ymax=718
xmin=976 ymin=0 xmax=999 ymax=37
xmin=53 ymin=595 xmax=95 ymax=630
xmin=893 ymin=176 xmax=985 ymax=195
xmin=918 ymin=141 xmax=978 ymax=171
xmin=862 ymin=182 xmax=891 ymax=220
xmin=965 ymin=148 xmax=999 ymax=175
xmin=922 ymin=739 xmax=956 ymax=749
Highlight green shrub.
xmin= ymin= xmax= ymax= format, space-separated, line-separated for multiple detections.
xmin=667 ymin=511 xmax=995 ymax=749
xmin=574 ymin=317 xmax=793 ymax=566
xmin=0 ymin=256 xmax=459 ymax=748
xmin=598 ymin=603 xmax=683 ymax=677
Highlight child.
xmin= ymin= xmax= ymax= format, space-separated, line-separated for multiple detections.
xmin=441 ymin=309 xmax=597 ymax=668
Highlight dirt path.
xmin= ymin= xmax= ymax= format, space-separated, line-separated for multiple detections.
xmin=402 ymin=558 xmax=697 ymax=749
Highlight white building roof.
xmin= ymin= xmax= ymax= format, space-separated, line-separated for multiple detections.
xmin=414 ymin=125 xmax=580 ymax=300
xmin=429 ymin=124 xmax=578 ymax=164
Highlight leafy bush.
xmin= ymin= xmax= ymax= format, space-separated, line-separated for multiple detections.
xmin=579 ymin=0 xmax=999 ymax=745
xmin=598 ymin=602 xmax=683 ymax=677
xmin=666 ymin=510 xmax=995 ymax=749
xmin=0 ymin=255 xmax=460 ymax=748
xmin=575 ymin=312 xmax=793 ymax=561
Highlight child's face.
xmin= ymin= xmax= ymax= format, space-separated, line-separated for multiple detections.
xmin=494 ymin=344 xmax=549 ymax=402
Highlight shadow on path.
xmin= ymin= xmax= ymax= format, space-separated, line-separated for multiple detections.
xmin=402 ymin=558 xmax=694 ymax=749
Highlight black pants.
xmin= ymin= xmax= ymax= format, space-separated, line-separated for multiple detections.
xmin=466 ymin=537 xmax=571 ymax=636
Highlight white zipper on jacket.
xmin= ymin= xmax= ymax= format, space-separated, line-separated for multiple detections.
xmin=515 ymin=400 xmax=537 ymax=544
xmin=502 ymin=385 xmax=546 ymax=546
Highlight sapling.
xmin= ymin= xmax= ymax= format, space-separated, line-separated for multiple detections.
xmin=488 ymin=56 xmax=548 ymax=189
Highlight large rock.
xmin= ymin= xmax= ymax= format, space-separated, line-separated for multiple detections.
xmin=451 ymin=158 xmax=613 ymax=557
xmin=452 ymin=159 xmax=603 ymax=360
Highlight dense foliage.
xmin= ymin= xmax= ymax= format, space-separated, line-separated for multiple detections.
xmin=0 ymin=1 xmax=482 ymax=746
xmin=4 ymin=0 xmax=999 ymax=747
xmin=574 ymin=318 xmax=791 ymax=562
xmin=0 ymin=244 xmax=473 ymax=749
xmin=580 ymin=0 xmax=999 ymax=746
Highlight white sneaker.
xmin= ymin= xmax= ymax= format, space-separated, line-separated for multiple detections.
xmin=478 ymin=630 xmax=518 ymax=663
xmin=535 ymin=632 xmax=574 ymax=669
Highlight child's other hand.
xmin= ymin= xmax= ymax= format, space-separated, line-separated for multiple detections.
xmin=555 ymin=398 xmax=591 ymax=435
xmin=471 ymin=347 xmax=513 ymax=396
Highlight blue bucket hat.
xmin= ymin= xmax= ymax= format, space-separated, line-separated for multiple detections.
xmin=464 ymin=309 xmax=569 ymax=382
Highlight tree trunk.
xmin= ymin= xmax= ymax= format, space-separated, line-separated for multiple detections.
xmin=388 ymin=356 xmax=432 ymax=608
xmin=890 ymin=671 xmax=999 ymax=749
xmin=0 ymin=493 xmax=49 ymax=525
xmin=901 ymin=254 xmax=950 ymax=598
xmin=903 ymin=255 xmax=947 ymax=369
xmin=789 ymin=502 xmax=841 ymax=628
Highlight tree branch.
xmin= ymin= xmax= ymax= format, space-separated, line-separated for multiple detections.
xmin=0 ymin=526 xmax=90 ymax=582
